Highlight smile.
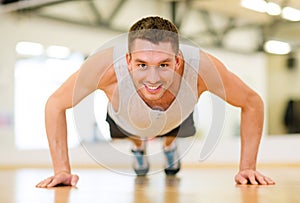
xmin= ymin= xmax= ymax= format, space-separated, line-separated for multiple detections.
xmin=144 ymin=84 xmax=162 ymax=93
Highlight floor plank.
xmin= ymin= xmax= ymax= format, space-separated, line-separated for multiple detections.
xmin=0 ymin=166 xmax=299 ymax=203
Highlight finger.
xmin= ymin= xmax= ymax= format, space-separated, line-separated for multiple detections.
xmin=264 ymin=176 xmax=275 ymax=185
xmin=36 ymin=180 xmax=44 ymax=188
xmin=47 ymin=176 xmax=65 ymax=187
xmin=248 ymin=174 xmax=258 ymax=185
xmin=36 ymin=181 xmax=47 ymax=188
xmin=235 ymin=174 xmax=248 ymax=185
xmin=37 ymin=177 xmax=54 ymax=188
xmin=36 ymin=181 xmax=43 ymax=188
xmin=71 ymin=175 xmax=79 ymax=186
xmin=255 ymin=174 xmax=267 ymax=185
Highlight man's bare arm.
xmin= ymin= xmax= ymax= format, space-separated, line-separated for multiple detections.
xmin=198 ymin=50 xmax=275 ymax=185
xmin=36 ymin=49 xmax=114 ymax=188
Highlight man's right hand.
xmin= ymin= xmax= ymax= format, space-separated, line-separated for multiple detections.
xmin=36 ymin=171 xmax=79 ymax=188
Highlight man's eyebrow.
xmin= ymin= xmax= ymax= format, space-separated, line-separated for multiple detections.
xmin=159 ymin=58 xmax=173 ymax=63
xmin=133 ymin=59 xmax=147 ymax=63
xmin=133 ymin=58 xmax=173 ymax=63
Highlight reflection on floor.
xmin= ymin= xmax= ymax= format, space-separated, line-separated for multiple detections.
xmin=0 ymin=166 xmax=299 ymax=203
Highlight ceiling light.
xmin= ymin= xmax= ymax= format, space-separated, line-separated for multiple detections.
xmin=282 ymin=6 xmax=300 ymax=21
xmin=266 ymin=2 xmax=281 ymax=16
xmin=46 ymin=45 xmax=70 ymax=59
xmin=264 ymin=40 xmax=291 ymax=55
xmin=16 ymin=41 xmax=44 ymax=56
xmin=241 ymin=0 xmax=267 ymax=13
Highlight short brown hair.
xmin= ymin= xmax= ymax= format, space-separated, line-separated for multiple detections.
xmin=128 ymin=16 xmax=179 ymax=54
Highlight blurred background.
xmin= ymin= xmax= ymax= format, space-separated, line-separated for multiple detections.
xmin=0 ymin=0 xmax=299 ymax=167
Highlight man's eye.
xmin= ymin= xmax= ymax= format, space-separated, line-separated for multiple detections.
xmin=160 ymin=64 xmax=168 ymax=68
xmin=138 ymin=64 xmax=147 ymax=69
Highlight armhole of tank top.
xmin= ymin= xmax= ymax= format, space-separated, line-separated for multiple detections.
xmin=111 ymin=44 xmax=133 ymax=115
xmin=180 ymin=44 xmax=200 ymax=97
xmin=110 ymin=46 xmax=123 ymax=115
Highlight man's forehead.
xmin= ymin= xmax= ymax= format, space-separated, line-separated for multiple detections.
xmin=131 ymin=39 xmax=175 ymax=54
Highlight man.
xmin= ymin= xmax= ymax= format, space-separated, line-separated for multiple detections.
xmin=36 ymin=16 xmax=275 ymax=188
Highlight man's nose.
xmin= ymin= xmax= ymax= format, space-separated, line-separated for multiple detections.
xmin=147 ymin=66 xmax=160 ymax=83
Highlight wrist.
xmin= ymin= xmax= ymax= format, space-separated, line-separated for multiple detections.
xmin=239 ymin=163 xmax=256 ymax=171
xmin=54 ymin=168 xmax=71 ymax=175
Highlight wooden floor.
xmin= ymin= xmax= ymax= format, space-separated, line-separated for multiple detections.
xmin=0 ymin=165 xmax=299 ymax=203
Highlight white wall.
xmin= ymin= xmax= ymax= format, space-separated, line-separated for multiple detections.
xmin=0 ymin=14 xmax=117 ymax=146
xmin=0 ymin=14 xmax=121 ymax=166
xmin=267 ymin=50 xmax=300 ymax=134
xmin=0 ymin=14 xmax=299 ymax=168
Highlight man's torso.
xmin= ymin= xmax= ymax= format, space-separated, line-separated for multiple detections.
xmin=99 ymin=42 xmax=201 ymax=137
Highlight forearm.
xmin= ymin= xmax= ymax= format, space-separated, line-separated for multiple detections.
xmin=45 ymin=100 xmax=71 ymax=174
xmin=239 ymin=94 xmax=264 ymax=171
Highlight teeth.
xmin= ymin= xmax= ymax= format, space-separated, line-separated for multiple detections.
xmin=147 ymin=85 xmax=159 ymax=90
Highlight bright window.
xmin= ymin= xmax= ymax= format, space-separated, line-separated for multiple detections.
xmin=14 ymin=52 xmax=84 ymax=149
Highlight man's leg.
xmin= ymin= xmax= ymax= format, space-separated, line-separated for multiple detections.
xmin=106 ymin=113 xmax=149 ymax=176
xmin=163 ymin=136 xmax=176 ymax=149
xmin=128 ymin=137 xmax=149 ymax=176
xmin=161 ymin=112 xmax=196 ymax=175
xmin=163 ymin=136 xmax=181 ymax=175
xmin=128 ymin=137 xmax=145 ymax=149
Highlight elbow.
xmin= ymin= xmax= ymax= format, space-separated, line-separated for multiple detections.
xmin=244 ymin=91 xmax=264 ymax=112
xmin=242 ymin=91 xmax=264 ymax=113
xmin=45 ymin=94 xmax=64 ymax=114
xmin=45 ymin=95 xmax=56 ymax=114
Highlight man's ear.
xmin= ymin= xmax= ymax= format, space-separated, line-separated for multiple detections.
xmin=126 ymin=52 xmax=132 ymax=71
xmin=175 ymin=51 xmax=183 ymax=70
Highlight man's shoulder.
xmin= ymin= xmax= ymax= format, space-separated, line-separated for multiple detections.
xmin=84 ymin=47 xmax=116 ymax=82
xmin=179 ymin=43 xmax=200 ymax=55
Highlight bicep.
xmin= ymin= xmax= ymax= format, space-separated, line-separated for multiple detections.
xmin=49 ymin=70 xmax=94 ymax=110
xmin=198 ymin=50 xmax=254 ymax=108
xmin=50 ymin=48 xmax=113 ymax=110
xmin=221 ymin=71 xmax=253 ymax=108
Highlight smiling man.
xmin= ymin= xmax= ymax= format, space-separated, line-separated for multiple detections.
xmin=36 ymin=16 xmax=275 ymax=188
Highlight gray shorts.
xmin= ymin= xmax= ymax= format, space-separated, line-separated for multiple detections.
xmin=106 ymin=112 xmax=196 ymax=139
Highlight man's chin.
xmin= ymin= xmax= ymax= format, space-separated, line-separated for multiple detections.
xmin=144 ymin=94 xmax=162 ymax=101
xmin=141 ymin=91 xmax=164 ymax=101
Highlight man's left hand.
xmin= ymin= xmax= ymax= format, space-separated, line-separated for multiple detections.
xmin=235 ymin=169 xmax=275 ymax=185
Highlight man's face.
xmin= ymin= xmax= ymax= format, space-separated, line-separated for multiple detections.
xmin=126 ymin=39 xmax=181 ymax=101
